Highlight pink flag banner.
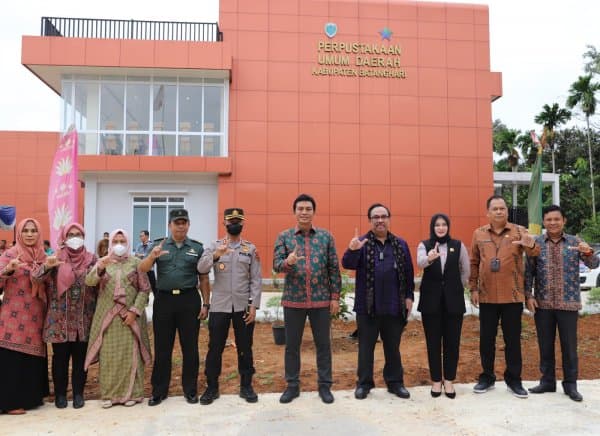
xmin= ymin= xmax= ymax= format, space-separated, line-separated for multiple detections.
xmin=48 ymin=129 xmax=79 ymax=249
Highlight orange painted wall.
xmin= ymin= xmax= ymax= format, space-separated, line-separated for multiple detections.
xmin=219 ymin=0 xmax=498 ymax=274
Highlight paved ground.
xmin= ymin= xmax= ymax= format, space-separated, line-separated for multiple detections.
xmin=3 ymin=380 xmax=599 ymax=435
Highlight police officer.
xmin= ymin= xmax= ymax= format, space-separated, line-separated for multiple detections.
xmin=197 ymin=208 xmax=262 ymax=404
xmin=139 ymin=209 xmax=210 ymax=406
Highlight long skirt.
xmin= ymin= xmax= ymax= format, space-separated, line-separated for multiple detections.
xmin=0 ymin=347 xmax=49 ymax=411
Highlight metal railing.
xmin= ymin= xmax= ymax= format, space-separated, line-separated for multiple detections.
xmin=41 ymin=17 xmax=223 ymax=42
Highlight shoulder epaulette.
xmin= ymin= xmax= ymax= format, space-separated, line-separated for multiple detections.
xmin=153 ymin=237 xmax=166 ymax=244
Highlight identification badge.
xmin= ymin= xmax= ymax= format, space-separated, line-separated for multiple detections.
xmin=490 ymin=257 xmax=501 ymax=272
xmin=218 ymin=263 xmax=226 ymax=271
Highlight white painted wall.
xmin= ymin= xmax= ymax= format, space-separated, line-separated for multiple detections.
xmin=82 ymin=172 xmax=218 ymax=251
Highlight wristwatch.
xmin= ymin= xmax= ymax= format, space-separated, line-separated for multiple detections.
xmin=202 ymin=303 xmax=211 ymax=309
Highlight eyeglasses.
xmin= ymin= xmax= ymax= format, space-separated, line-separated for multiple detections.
xmin=370 ymin=215 xmax=389 ymax=221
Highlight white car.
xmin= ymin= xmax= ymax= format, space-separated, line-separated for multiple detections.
xmin=579 ymin=252 xmax=600 ymax=290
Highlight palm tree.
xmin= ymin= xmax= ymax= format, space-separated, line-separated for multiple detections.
xmin=493 ymin=123 xmax=521 ymax=205
xmin=567 ymin=75 xmax=600 ymax=220
xmin=534 ymin=103 xmax=571 ymax=173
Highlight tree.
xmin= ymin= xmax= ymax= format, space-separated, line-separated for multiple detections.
xmin=534 ymin=103 xmax=571 ymax=173
xmin=566 ymin=74 xmax=600 ymax=220
xmin=583 ymin=44 xmax=600 ymax=76
xmin=493 ymin=121 xmax=521 ymax=204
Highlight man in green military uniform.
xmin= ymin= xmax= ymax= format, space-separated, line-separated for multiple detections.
xmin=197 ymin=208 xmax=262 ymax=404
xmin=139 ymin=209 xmax=210 ymax=406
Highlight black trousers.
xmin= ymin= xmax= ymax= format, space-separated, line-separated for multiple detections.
xmin=205 ymin=310 xmax=255 ymax=386
xmin=51 ymin=341 xmax=88 ymax=397
xmin=151 ymin=291 xmax=201 ymax=397
xmin=478 ymin=302 xmax=523 ymax=385
xmin=284 ymin=307 xmax=332 ymax=388
xmin=534 ymin=308 xmax=578 ymax=388
xmin=421 ymin=312 xmax=463 ymax=382
xmin=356 ymin=314 xmax=405 ymax=389
xmin=147 ymin=270 xmax=157 ymax=294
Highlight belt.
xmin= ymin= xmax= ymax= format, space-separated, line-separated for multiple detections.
xmin=158 ymin=288 xmax=196 ymax=295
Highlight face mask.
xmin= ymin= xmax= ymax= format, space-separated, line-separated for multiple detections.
xmin=112 ymin=244 xmax=128 ymax=257
xmin=226 ymin=223 xmax=243 ymax=236
xmin=65 ymin=237 xmax=84 ymax=251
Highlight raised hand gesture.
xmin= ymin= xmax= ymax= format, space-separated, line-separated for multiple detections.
xmin=4 ymin=255 xmax=25 ymax=273
xmin=286 ymin=243 xmax=305 ymax=266
xmin=348 ymin=228 xmax=367 ymax=251
xmin=150 ymin=239 xmax=169 ymax=260
xmin=44 ymin=255 xmax=64 ymax=269
xmin=427 ymin=242 xmax=441 ymax=262
xmin=512 ymin=229 xmax=535 ymax=248
xmin=568 ymin=240 xmax=593 ymax=255
xmin=214 ymin=236 xmax=233 ymax=259
xmin=96 ymin=254 xmax=114 ymax=271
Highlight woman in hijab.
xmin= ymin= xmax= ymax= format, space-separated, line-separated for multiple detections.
xmin=0 ymin=218 xmax=50 ymax=414
xmin=38 ymin=223 xmax=98 ymax=409
xmin=85 ymin=229 xmax=151 ymax=408
xmin=417 ymin=213 xmax=470 ymax=399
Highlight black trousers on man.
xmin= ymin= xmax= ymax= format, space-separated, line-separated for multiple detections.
xmin=205 ymin=310 xmax=255 ymax=386
xmin=151 ymin=290 xmax=201 ymax=398
xmin=534 ymin=308 xmax=578 ymax=389
xmin=478 ymin=302 xmax=523 ymax=385
xmin=284 ymin=307 xmax=332 ymax=388
xmin=51 ymin=341 xmax=88 ymax=397
xmin=356 ymin=314 xmax=405 ymax=389
xmin=421 ymin=312 xmax=463 ymax=382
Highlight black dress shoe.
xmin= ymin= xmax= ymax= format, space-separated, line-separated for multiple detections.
xmin=55 ymin=395 xmax=67 ymax=409
xmin=430 ymin=389 xmax=442 ymax=398
xmin=73 ymin=394 xmax=85 ymax=409
xmin=185 ymin=393 xmax=199 ymax=404
xmin=354 ymin=386 xmax=370 ymax=400
xmin=148 ymin=395 xmax=167 ymax=406
xmin=279 ymin=386 xmax=300 ymax=404
xmin=507 ymin=383 xmax=529 ymax=399
xmin=528 ymin=383 xmax=556 ymax=394
xmin=318 ymin=386 xmax=334 ymax=404
xmin=564 ymin=388 xmax=583 ymax=402
xmin=473 ymin=379 xmax=495 ymax=393
xmin=200 ymin=386 xmax=220 ymax=405
xmin=388 ymin=384 xmax=410 ymax=399
xmin=240 ymin=385 xmax=258 ymax=403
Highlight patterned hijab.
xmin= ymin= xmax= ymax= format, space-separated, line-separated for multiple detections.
xmin=55 ymin=222 xmax=95 ymax=298
xmin=10 ymin=218 xmax=47 ymax=299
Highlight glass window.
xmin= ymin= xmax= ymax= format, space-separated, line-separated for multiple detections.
xmin=61 ymin=81 xmax=73 ymax=131
xmin=203 ymin=135 xmax=221 ymax=157
xmin=179 ymin=85 xmax=203 ymax=132
xmin=132 ymin=196 xmax=185 ymax=242
xmin=204 ymin=86 xmax=222 ymax=132
xmin=79 ymin=133 xmax=99 ymax=155
xmin=152 ymin=134 xmax=176 ymax=156
xmin=125 ymin=133 xmax=148 ymax=155
xmin=101 ymin=133 xmax=123 ymax=155
xmin=74 ymin=82 xmax=99 ymax=131
xmin=178 ymin=134 xmax=202 ymax=156
xmin=101 ymin=83 xmax=124 ymax=130
xmin=153 ymin=84 xmax=176 ymax=132
xmin=126 ymin=83 xmax=150 ymax=131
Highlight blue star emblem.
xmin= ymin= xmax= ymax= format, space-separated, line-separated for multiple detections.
xmin=379 ymin=27 xmax=393 ymax=41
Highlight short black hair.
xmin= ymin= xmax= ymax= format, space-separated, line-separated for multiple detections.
xmin=293 ymin=193 xmax=316 ymax=212
xmin=542 ymin=204 xmax=564 ymax=218
xmin=486 ymin=194 xmax=506 ymax=210
xmin=140 ymin=230 xmax=149 ymax=237
xmin=44 ymin=240 xmax=51 ymax=246
xmin=367 ymin=203 xmax=391 ymax=219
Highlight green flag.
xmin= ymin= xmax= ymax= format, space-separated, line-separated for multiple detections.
xmin=528 ymin=131 xmax=543 ymax=235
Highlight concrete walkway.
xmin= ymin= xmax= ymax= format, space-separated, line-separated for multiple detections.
xmin=3 ymin=380 xmax=599 ymax=435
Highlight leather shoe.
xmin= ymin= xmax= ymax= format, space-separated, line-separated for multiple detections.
xmin=240 ymin=385 xmax=258 ymax=403
xmin=200 ymin=386 xmax=220 ymax=405
xmin=279 ymin=386 xmax=300 ymax=404
xmin=318 ymin=386 xmax=334 ymax=404
xmin=564 ymin=388 xmax=583 ymax=402
xmin=354 ymin=386 xmax=370 ymax=400
xmin=148 ymin=395 xmax=167 ymax=406
xmin=73 ymin=394 xmax=85 ymax=409
xmin=55 ymin=395 xmax=67 ymax=409
xmin=473 ymin=379 xmax=495 ymax=393
xmin=185 ymin=393 xmax=198 ymax=404
xmin=388 ymin=384 xmax=410 ymax=399
xmin=528 ymin=383 xmax=556 ymax=394
xmin=507 ymin=383 xmax=529 ymax=399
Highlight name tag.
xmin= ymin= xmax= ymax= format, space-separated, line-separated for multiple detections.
xmin=186 ymin=250 xmax=198 ymax=257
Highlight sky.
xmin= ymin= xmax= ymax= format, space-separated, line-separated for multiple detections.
xmin=0 ymin=0 xmax=598 ymax=133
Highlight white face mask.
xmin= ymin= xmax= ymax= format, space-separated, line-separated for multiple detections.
xmin=112 ymin=243 xmax=128 ymax=257
xmin=65 ymin=237 xmax=84 ymax=251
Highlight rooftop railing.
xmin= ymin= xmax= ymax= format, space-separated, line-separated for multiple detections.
xmin=41 ymin=17 xmax=223 ymax=42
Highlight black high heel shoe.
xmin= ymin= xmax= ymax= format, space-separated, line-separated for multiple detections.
xmin=444 ymin=381 xmax=456 ymax=399
xmin=431 ymin=382 xmax=442 ymax=398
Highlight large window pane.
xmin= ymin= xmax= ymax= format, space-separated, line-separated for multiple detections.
xmin=75 ymin=82 xmax=99 ymax=131
xmin=125 ymin=134 xmax=148 ymax=155
xmin=126 ymin=83 xmax=150 ymax=131
xmin=178 ymin=135 xmax=202 ymax=156
xmin=101 ymin=133 xmax=123 ymax=155
xmin=100 ymin=83 xmax=124 ymax=130
xmin=204 ymin=135 xmax=221 ymax=156
xmin=179 ymin=85 xmax=203 ymax=132
xmin=153 ymin=84 xmax=176 ymax=131
xmin=152 ymin=134 xmax=176 ymax=156
xmin=133 ymin=206 xmax=149 ymax=243
xmin=78 ymin=133 xmax=99 ymax=155
xmin=150 ymin=206 xmax=167 ymax=239
xmin=204 ymin=86 xmax=222 ymax=132
xmin=61 ymin=81 xmax=73 ymax=131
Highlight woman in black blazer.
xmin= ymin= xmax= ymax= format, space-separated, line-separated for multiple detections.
xmin=417 ymin=213 xmax=470 ymax=398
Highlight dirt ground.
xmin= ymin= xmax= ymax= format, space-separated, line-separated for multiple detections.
xmin=71 ymin=314 xmax=600 ymax=399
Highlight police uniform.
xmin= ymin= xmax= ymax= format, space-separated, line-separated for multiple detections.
xmin=150 ymin=209 xmax=206 ymax=401
xmin=197 ymin=208 xmax=262 ymax=402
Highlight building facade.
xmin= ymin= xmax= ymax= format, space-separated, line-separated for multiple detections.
xmin=0 ymin=0 xmax=501 ymax=276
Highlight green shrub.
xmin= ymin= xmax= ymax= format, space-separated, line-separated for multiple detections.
xmin=587 ymin=287 xmax=600 ymax=305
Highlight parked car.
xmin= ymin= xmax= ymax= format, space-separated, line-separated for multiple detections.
xmin=579 ymin=251 xmax=600 ymax=290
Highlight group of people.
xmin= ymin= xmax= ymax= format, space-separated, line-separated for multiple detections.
xmin=0 ymin=193 xmax=592 ymax=415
